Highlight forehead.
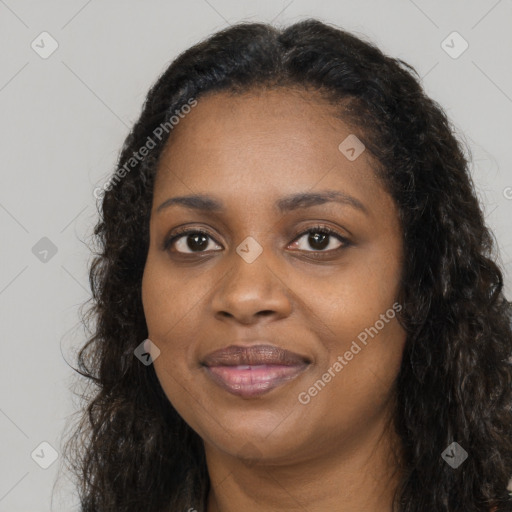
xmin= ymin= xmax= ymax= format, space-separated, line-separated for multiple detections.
xmin=153 ymin=88 xmax=385 ymax=209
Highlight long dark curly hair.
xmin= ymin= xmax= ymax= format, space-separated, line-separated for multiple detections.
xmin=60 ymin=18 xmax=512 ymax=512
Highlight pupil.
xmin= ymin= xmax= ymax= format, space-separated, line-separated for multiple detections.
xmin=310 ymin=232 xmax=328 ymax=250
xmin=188 ymin=233 xmax=208 ymax=251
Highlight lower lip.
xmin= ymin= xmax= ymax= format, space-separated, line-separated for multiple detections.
xmin=204 ymin=364 xmax=308 ymax=398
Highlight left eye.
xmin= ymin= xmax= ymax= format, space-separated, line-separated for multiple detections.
xmin=290 ymin=228 xmax=348 ymax=252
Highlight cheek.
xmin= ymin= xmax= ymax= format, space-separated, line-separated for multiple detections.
xmin=141 ymin=256 xmax=197 ymax=342
xmin=141 ymin=260 xmax=208 ymax=422
xmin=298 ymin=317 xmax=406 ymax=443
xmin=301 ymin=248 xmax=402 ymax=342
xmin=296 ymin=244 xmax=405 ymax=417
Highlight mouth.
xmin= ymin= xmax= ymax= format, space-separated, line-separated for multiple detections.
xmin=201 ymin=344 xmax=311 ymax=399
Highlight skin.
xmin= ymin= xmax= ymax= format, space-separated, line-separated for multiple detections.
xmin=141 ymin=87 xmax=407 ymax=512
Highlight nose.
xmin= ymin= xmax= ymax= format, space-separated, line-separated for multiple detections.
xmin=210 ymin=247 xmax=293 ymax=325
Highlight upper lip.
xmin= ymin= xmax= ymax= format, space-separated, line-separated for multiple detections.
xmin=202 ymin=344 xmax=311 ymax=367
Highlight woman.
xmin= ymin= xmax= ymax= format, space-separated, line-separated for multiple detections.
xmin=62 ymin=18 xmax=512 ymax=512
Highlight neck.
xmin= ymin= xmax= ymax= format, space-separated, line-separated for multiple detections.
xmin=204 ymin=410 xmax=403 ymax=512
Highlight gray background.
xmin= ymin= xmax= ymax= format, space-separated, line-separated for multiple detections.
xmin=1 ymin=1 xmax=511 ymax=510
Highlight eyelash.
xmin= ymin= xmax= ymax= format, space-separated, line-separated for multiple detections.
xmin=163 ymin=224 xmax=351 ymax=254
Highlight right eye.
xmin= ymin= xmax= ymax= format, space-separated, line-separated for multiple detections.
xmin=164 ymin=229 xmax=223 ymax=254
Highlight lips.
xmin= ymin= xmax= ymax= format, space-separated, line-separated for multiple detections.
xmin=203 ymin=344 xmax=310 ymax=367
xmin=202 ymin=344 xmax=311 ymax=398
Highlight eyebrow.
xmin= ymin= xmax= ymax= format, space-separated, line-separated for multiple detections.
xmin=156 ymin=190 xmax=368 ymax=215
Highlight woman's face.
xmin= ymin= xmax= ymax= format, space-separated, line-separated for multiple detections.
xmin=142 ymin=88 xmax=407 ymax=465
